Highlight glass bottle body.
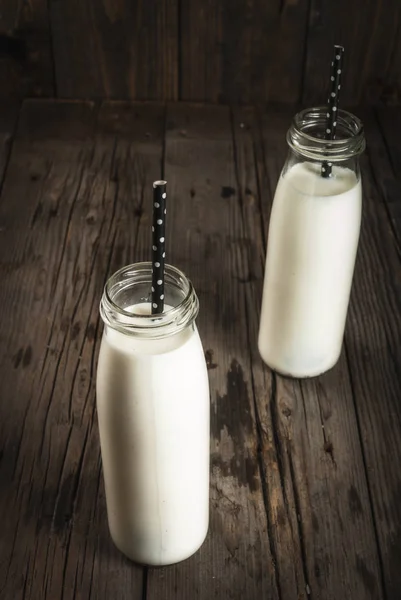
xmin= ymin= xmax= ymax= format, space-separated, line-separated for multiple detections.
xmin=258 ymin=108 xmax=365 ymax=377
xmin=97 ymin=263 xmax=210 ymax=565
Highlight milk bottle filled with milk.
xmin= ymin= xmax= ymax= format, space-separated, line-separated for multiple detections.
xmin=258 ymin=107 xmax=365 ymax=378
xmin=97 ymin=262 xmax=210 ymax=565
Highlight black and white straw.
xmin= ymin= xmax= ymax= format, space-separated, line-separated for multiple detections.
xmin=322 ymin=45 xmax=344 ymax=178
xmin=151 ymin=180 xmax=167 ymax=314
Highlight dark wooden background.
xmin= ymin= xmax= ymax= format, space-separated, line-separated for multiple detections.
xmin=1 ymin=0 xmax=401 ymax=106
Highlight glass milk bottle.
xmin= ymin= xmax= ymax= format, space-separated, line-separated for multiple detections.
xmin=97 ymin=263 xmax=210 ymax=565
xmin=258 ymin=108 xmax=366 ymax=378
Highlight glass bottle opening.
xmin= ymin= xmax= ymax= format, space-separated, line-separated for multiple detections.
xmin=287 ymin=107 xmax=366 ymax=162
xmin=100 ymin=262 xmax=199 ymax=338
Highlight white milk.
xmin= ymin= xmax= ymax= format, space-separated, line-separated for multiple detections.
xmin=258 ymin=161 xmax=362 ymax=378
xmin=96 ymin=303 xmax=210 ymax=565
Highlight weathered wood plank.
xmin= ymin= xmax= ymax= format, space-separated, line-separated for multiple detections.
xmin=303 ymin=0 xmax=401 ymax=106
xmin=3 ymin=1 xmax=401 ymax=105
xmin=231 ymin=106 xmax=307 ymax=599
xmin=373 ymin=107 xmax=401 ymax=244
xmin=0 ymin=99 xmax=166 ymax=599
xmin=232 ymin=104 xmax=386 ymax=599
xmin=180 ymin=0 xmax=309 ymax=104
xmin=0 ymin=99 xmax=99 ymax=600
xmin=362 ymin=1 xmax=401 ymax=106
xmin=146 ymin=103 xmax=279 ymax=599
xmin=50 ymin=1 xmax=178 ymax=100
xmin=96 ymin=101 xmax=167 ymax=267
xmin=345 ymin=110 xmax=401 ymax=600
xmin=0 ymin=100 xmax=19 ymax=187
xmin=380 ymin=35 xmax=401 ymax=106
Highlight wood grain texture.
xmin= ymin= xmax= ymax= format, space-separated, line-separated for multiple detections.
xmin=231 ymin=106 xmax=307 ymax=599
xmin=50 ymin=0 xmax=178 ymax=100
xmin=0 ymin=101 xmax=19 ymax=186
xmin=345 ymin=108 xmax=401 ymax=600
xmin=374 ymin=107 xmax=401 ymax=242
xmin=2 ymin=1 xmax=401 ymax=104
xmin=303 ymin=0 xmax=401 ymax=106
xmin=180 ymin=0 xmax=310 ymax=104
xmin=380 ymin=27 xmax=401 ymax=105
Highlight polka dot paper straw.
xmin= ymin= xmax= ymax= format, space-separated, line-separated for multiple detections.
xmin=321 ymin=45 xmax=344 ymax=178
xmin=151 ymin=180 xmax=167 ymax=314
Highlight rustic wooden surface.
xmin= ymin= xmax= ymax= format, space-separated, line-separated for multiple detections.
xmin=0 ymin=100 xmax=400 ymax=600
xmin=2 ymin=1 xmax=401 ymax=104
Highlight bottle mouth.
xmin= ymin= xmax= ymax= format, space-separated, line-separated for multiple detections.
xmin=287 ymin=107 xmax=366 ymax=161
xmin=100 ymin=262 xmax=199 ymax=338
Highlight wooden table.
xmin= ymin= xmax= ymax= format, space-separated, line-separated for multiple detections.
xmin=0 ymin=100 xmax=400 ymax=600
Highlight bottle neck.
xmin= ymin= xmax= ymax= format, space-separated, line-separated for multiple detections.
xmin=100 ymin=263 xmax=199 ymax=339
xmin=287 ymin=107 xmax=365 ymax=163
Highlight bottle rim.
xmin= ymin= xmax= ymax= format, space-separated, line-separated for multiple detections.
xmin=287 ymin=107 xmax=366 ymax=161
xmin=100 ymin=262 xmax=199 ymax=338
